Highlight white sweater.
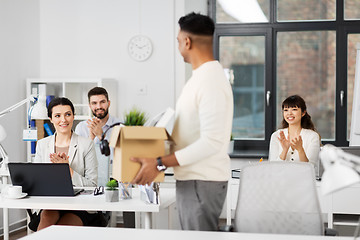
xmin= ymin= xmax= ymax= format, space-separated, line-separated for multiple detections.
xmin=172 ymin=61 xmax=233 ymax=181
xmin=268 ymin=128 xmax=320 ymax=171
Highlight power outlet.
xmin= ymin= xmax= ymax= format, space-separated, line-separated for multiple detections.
xmin=136 ymin=83 xmax=147 ymax=96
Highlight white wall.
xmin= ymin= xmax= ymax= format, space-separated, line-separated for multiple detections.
xmin=0 ymin=0 xmax=40 ymax=230
xmin=39 ymin=0 xmax=176 ymax=119
xmin=176 ymin=0 xmax=208 ymax=99
xmin=0 ymin=0 xmax=40 ymax=164
xmin=38 ymin=0 xmax=207 ymax=119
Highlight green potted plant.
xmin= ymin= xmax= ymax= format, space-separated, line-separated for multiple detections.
xmin=124 ymin=107 xmax=147 ymax=126
xmin=105 ymin=179 xmax=119 ymax=202
xmin=120 ymin=107 xmax=147 ymax=198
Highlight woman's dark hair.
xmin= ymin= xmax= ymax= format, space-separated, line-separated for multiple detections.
xmin=281 ymin=95 xmax=316 ymax=131
xmin=47 ymin=97 xmax=75 ymax=118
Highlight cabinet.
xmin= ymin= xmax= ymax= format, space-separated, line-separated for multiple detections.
xmin=329 ymin=184 xmax=360 ymax=228
xmin=25 ymin=78 xmax=117 ymax=162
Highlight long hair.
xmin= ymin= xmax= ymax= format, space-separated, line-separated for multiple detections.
xmin=281 ymin=95 xmax=316 ymax=131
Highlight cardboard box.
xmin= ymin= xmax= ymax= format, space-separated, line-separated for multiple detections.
xmin=109 ymin=126 xmax=172 ymax=183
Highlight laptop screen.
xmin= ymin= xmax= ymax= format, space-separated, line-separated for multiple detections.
xmin=8 ymin=163 xmax=77 ymax=196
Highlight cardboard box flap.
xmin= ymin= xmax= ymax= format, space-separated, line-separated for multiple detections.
xmin=122 ymin=126 xmax=169 ymax=140
xmin=109 ymin=125 xmax=122 ymax=148
xmin=165 ymin=130 xmax=174 ymax=142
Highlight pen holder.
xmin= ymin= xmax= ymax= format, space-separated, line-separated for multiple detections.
xmin=119 ymin=182 xmax=132 ymax=200
xmin=139 ymin=182 xmax=160 ymax=204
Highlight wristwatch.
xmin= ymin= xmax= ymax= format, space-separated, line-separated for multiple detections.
xmin=156 ymin=157 xmax=167 ymax=172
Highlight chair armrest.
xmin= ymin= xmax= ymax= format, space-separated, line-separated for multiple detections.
xmin=325 ymin=228 xmax=338 ymax=236
xmin=218 ymin=225 xmax=234 ymax=232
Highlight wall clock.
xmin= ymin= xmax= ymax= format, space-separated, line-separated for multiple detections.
xmin=128 ymin=35 xmax=153 ymax=62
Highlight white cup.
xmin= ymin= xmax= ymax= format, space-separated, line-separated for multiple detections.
xmin=7 ymin=185 xmax=22 ymax=198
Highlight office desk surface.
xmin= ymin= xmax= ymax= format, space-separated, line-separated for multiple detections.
xmin=0 ymin=187 xmax=175 ymax=212
xmin=21 ymin=225 xmax=352 ymax=240
xmin=1 ymin=188 xmax=176 ymax=240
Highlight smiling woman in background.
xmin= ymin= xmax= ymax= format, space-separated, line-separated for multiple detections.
xmin=268 ymin=95 xmax=320 ymax=168
xmin=34 ymin=97 xmax=98 ymax=231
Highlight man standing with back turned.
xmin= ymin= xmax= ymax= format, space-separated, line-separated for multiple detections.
xmin=131 ymin=12 xmax=233 ymax=231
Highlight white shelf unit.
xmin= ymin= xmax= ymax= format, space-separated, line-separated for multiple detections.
xmin=25 ymin=78 xmax=117 ymax=162
xmin=332 ymin=214 xmax=360 ymax=227
xmin=27 ymin=78 xmax=105 ymax=120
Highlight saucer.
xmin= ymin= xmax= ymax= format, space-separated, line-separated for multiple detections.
xmin=5 ymin=193 xmax=27 ymax=199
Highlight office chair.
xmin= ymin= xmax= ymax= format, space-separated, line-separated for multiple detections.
xmin=234 ymin=162 xmax=324 ymax=235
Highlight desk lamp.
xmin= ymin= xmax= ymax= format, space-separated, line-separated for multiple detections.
xmin=320 ymin=144 xmax=360 ymax=239
xmin=0 ymin=124 xmax=8 ymax=173
xmin=0 ymin=95 xmax=47 ymax=172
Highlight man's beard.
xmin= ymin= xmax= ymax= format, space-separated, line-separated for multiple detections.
xmin=92 ymin=108 xmax=109 ymax=119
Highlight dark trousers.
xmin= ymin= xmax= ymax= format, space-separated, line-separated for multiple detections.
xmin=123 ymin=211 xmax=135 ymax=228
xmin=176 ymin=180 xmax=228 ymax=231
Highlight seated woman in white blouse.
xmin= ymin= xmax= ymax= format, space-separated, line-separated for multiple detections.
xmin=268 ymin=95 xmax=320 ymax=169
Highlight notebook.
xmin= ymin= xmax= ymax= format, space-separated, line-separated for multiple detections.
xmin=8 ymin=162 xmax=84 ymax=196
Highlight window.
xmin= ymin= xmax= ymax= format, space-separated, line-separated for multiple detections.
xmin=347 ymin=34 xmax=360 ymax=139
xmin=219 ymin=36 xmax=265 ymax=140
xmin=276 ymin=31 xmax=336 ymax=140
xmin=210 ymin=0 xmax=360 ymax=153
xmin=277 ymin=0 xmax=336 ymax=21
xmin=344 ymin=0 xmax=360 ymax=20
xmin=216 ymin=0 xmax=269 ymax=23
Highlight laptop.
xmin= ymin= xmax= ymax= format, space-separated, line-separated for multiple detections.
xmin=8 ymin=163 xmax=83 ymax=196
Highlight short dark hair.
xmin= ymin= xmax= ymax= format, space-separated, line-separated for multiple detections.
xmin=88 ymin=87 xmax=109 ymax=101
xmin=47 ymin=97 xmax=75 ymax=118
xmin=178 ymin=12 xmax=214 ymax=36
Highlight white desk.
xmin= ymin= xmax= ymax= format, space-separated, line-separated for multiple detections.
xmin=21 ymin=225 xmax=353 ymax=240
xmin=0 ymin=188 xmax=175 ymax=240
xmin=0 ymin=169 xmax=10 ymax=239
